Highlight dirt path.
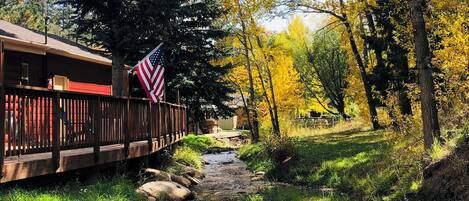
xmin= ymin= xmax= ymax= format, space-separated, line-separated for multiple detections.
xmin=191 ymin=151 xmax=267 ymax=201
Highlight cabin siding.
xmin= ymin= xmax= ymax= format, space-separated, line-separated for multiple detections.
xmin=3 ymin=51 xmax=113 ymax=94
xmin=47 ymin=54 xmax=111 ymax=86
xmin=4 ymin=50 xmax=45 ymax=87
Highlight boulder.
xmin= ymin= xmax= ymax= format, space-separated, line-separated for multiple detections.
xmin=170 ymin=174 xmax=192 ymax=188
xmin=143 ymin=168 xmax=171 ymax=182
xmin=136 ymin=181 xmax=191 ymax=201
xmin=176 ymin=163 xmax=205 ymax=179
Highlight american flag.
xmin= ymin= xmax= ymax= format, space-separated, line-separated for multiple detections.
xmin=135 ymin=43 xmax=165 ymax=103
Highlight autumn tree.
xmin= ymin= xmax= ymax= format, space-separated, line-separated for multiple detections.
xmin=408 ymin=0 xmax=441 ymax=150
xmin=286 ymin=0 xmax=381 ymax=129
xmin=286 ymin=17 xmax=349 ymax=118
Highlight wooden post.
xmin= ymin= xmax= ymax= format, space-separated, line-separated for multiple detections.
xmin=184 ymin=106 xmax=188 ymax=136
xmin=52 ymin=91 xmax=60 ymax=170
xmin=93 ymin=97 xmax=101 ymax=163
xmin=147 ymin=101 xmax=152 ymax=154
xmin=156 ymin=102 xmax=160 ymax=148
xmin=124 ymin=98 xmax=130 ymax=158
xmin=161 ymin=102 xmax=168 ymax=146
xmin=0 ymin=40 xmax=5 ymax=178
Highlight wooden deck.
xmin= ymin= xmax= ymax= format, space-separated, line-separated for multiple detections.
xmin=0 ymin=85 xmax=188 ymax=183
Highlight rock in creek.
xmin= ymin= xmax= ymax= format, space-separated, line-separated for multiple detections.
xmin=170 ymin=174 xmax=192 ymax=188
xmin=176 ymin=163 xmax=205 ymax=179
xmin=143 ymin=168 xmax=171 ymax=182
xmin=136 ymin=181 xmax=191 ymax=201
xmin=184 ymin=174 xmax=201 ymax=185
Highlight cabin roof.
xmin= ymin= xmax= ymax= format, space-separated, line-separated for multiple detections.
xmin=0 ymin=20 xmax=112 ymax=66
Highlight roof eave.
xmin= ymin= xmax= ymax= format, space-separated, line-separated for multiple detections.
xmin=0 ymin=35 xmax=112 ymax=66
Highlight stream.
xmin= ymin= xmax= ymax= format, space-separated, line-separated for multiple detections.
xmin=191 ymin=151 xmax=267 ymax=201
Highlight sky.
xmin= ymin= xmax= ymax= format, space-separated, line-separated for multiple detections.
xmin=260 ymin=13 xmax=328 ymax=33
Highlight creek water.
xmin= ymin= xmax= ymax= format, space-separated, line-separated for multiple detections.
xmin=191 ymin=151 xmax=267 ymax=201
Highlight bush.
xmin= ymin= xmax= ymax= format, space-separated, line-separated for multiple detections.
xmin=173 ymin=146 xmax=203 ymax=169
xmin=263 ymin=136 xmax=299 ymax=177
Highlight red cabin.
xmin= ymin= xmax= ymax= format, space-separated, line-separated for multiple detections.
xmin=0 ymin=20 xmax=128 ymax=154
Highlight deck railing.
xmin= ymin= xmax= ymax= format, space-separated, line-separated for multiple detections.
xmin=0 ymin=85 xmax=187 ymax=168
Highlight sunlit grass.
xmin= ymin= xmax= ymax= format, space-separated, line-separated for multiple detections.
xmin=242 ymin=186 xmax=348 ymax=201
xmin=0 ymin=176 xmax=142 ymax=201
xmin=430 ymin=126 xmax=469 ymax=162
xmin=287 ymin=120 xmax=370 ymax=137
xmin=239 ymin=122 xmax=425 ymax=200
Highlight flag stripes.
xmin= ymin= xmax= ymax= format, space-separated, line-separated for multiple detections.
xmin=135 ymin=44 xmax=165 ymax=103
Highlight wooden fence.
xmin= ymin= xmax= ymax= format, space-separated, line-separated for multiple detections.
xmin=0 ymin=85 xmax=187 ymax=169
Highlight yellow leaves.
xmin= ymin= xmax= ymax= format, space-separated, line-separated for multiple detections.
xmin=427 ymin=0 xmax=469 ymax=113
xmin=217 ymin=1 xmax=306 ymax=128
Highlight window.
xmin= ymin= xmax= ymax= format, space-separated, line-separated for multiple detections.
xmin=53 ymin=75 xmax=69 ymax=91
xmin=20 ymin=63 xmax=29 ymax=85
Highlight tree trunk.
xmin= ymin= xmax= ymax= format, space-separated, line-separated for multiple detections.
xmin=237 ymin=2 xmax=260 ymax=143
xmin=248 ymin=35 xmax=281 ymax=137
xmin=112 ymin=50 xmax=125 ymax=97
xmin=232 ymin=80 xmax=254 ymax=139
xmin=409 ymin=0 xmax=441 ymax=150
xmin=338 ymin=0 xmax=380 ymax=129
xmin=343 ymin=20 xmax=380 ymax=129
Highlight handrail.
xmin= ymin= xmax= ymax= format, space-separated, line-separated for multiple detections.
xmin=1 ymin=85 xmax=188 ymax=165
xmin=5 ymin=84 xmax=186 ymax=108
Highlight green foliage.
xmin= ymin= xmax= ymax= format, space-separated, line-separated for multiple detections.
xmin=181 ymin=134 xmax=228 ymax=153
xmin=286 ymin=17 xmax=349 ymax=117
xmin=430 ymin=123 xmax=469 ymax=162
xmin=173 ymin=146 xmax=203 ymax=169
xmin=238 ymin=143 xmax=273 ymax=172
xmin=62 ymin=0 xmax=234 ymax=116
xmin=0 ymin=175 xmax=142 ymax=201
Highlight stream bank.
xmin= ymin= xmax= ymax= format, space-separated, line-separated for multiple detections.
xmin=191 ymin=151 xmax=268 ymax=201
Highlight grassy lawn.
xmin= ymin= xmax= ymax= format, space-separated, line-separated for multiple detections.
xmin=0 ymin=176 xmax=142 ymax=201
xmin=239 ymin=124 xmax=422 ymax=200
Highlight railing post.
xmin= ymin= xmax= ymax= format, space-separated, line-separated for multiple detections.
xmin=52 ymin=91 xmax=60 ymax=170
xmin=147 ymin=101 xmax=152 ymax=154
xmin=0 ymin=40 xmax=5 ymax=178
xmin=184 ymin=106 xmax=188 ymax=136
xmin=156 ymin=102 xmax=160 ymax=148
xmin=162 ymin=103 xmax=167 ymax=146
xmin=93 ymin=96 xmax=101 ymax=163
xmin=124 ymin=98 xmax=130 ymax=158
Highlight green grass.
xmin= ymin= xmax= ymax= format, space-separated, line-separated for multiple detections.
xmin=237 ymin=143 xmax=273 ymax=172
xmin=242 ymin=186 xmax=347 ymax=201
xmin=169 ymin=134 xmax=230 ymax=171
xmin=173 ymin=146 xmax=203 ymax=169
xmin=180 ymin=134 xmax=229 ymax=153
xmin=0 ymin=176 xmax=142 ymax=201
xmin=238 ymin=126 xmax=423 ymax=200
